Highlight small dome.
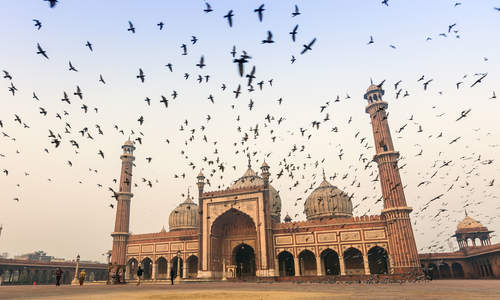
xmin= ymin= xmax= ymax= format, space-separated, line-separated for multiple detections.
xmin=230 ymin=166 xmax=281 ymax=219
xmin=169 ymin=195 xmax=198 ymax=231
xmin=124 ymin=139 xmax=134 ymax=146
xmin=304 ymin=177 xmax=352 ymax=220
xmin=457 ymin=215 xmax=484 ymax=231
xmin=366 ymin=84 xmax=380 ymax=93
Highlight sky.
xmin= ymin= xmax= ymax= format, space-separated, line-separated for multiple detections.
xmin=0 ymin=1 xmax=499 ymax=263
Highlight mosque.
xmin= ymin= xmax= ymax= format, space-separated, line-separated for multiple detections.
xmin=109 ymin=84 xmax=425 ymax=281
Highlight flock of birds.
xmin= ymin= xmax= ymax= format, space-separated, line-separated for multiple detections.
xmin=1 ymin=1 xmax=499 ymax=257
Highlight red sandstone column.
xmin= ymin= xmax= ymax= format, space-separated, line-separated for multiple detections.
xmin=196 ymin=171 xmax=205 ymax=273
xmin=111 ymin=140 xmax=135 ymax=281
xmin=364 ymin=83 xmax=421 ymax=276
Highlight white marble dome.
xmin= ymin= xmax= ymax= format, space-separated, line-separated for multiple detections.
xmin=304 ymin=177 xmax=352 ymax=220
xmin=168 ymin=195 xmax=199 ymax=231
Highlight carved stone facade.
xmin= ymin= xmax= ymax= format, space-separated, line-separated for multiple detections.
xmin=110 ymin=84 xmax=427 ymax=281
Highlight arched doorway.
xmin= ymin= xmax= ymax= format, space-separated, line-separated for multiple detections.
xmin=428 ymin=263 xmax=439 ymax=279
xmin=344 ymin=247 xmax=364 ymax=275
xmin=367 ymin=246 xmax=388 ymax=274
xmin=156 ymin=257 xmax=168 ymax=279
xmin=186 ymin=255 xmax=198 ymax=278
xmin=127 ymin=258 xmax=139 ymax=280
xmin=439 ymin=263 xmax=451 ymax=279
xmin=298 ymin=250 xmax=317 ymax=276
xmin=321 ymin=249 xmax=340 ymax=275
xmin=211 ymin=208 xmax=257 ymax=277
xmin=141 ymin=258 xmax=153 ymax=280
xmin=278 ymin=251 xmax=295 ymax=277
xmin=171 ymin=256 xmax=183 ymax=278
xmin=233 ymin=243 xmax=256 ymax=278
xmin=452 ymin=263 xmax=464 ymax=278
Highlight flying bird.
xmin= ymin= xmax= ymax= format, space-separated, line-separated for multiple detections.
xmin=85 ymin=41 xmax=93 ymax=51
xmin=196 ymin=56 xmax=206 ymax=69
xmin=137 ymin=68 xmax=145 ymax=82
xmin=254 ymin=4 xmax=265 ymax=22
xmin=33 ymin=19 xmax=42 ymax=30
xmin=224 ymin=10 xmax=234 ymax=27
xmin=36 ymin=43 xmax=49 ymax=59
xmin=289 ymin=25 xmax=299 ymax=42
xmin=127 ymin=21 xmax=135 ymax=33
xmin=262 ymin=31 xmax=274 ymax=43
xmin=203 ymin=2 xmax=213 ymax=13
xmin=292 ymin=4 xmax=301 ymax=17
xmin=300 ymin=38 xmax=316 ymax=54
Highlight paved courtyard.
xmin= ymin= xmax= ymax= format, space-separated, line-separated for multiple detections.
xmin=0 ymin=280 xmax=499 ymax=300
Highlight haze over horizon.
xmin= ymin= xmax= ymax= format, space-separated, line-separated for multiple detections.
xmin=0 ymin=1 xmax=499 ymax=263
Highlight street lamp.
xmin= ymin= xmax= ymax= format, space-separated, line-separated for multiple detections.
xmin=175 ymin=250 xmax=182 ymax=282
xmin=71 ymin=254 xmax=80 ymax=285
xmin=106 ymin=251 xmax=112 ymax=285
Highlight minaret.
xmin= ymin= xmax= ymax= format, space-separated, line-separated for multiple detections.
xmin=364 ymin=83 xmax=420 ymax=275
xmin=111 ymin=139 xmax=135 ymax=279
xmin=196 ymin=170 xmax=205 ymax=272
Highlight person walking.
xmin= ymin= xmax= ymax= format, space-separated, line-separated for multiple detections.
xmin=55 ymin=267 xmax=63 ymax=286
xmin=78 ymin=269 xmax=86 ymax=286
xmin=136 ymin=266 xmax=143 ymax=285
xmin=170 ymin=267 xmax=175 ymax=285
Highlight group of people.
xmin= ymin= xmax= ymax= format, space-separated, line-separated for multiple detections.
xmin=52 ymin=264 xmax=179 ymax=286
xmin=53 ymin=267 xmax=87 ymax=286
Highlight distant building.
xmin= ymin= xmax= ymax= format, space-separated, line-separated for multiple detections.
xmin=14 ymin=251 xmax=53 ymax=262
xmin=420 ymin=213 xmax=499 ymax=279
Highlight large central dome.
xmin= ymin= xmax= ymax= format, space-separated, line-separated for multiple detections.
xmin=304 ymin=174 xmax=352 ymax=220
xmin=229 ymin=165 xmax=281 ymax=220
xmin=169 ymin=194 xmax=199 ymax=231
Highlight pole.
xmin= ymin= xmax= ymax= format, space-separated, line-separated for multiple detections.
xmin=71 ymin=254 xmax=80 ymax=285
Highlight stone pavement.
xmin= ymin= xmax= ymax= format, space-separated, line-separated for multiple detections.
xmin=0 ymin=280 xmax=499 ymax=300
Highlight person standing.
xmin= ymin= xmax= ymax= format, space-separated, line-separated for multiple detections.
xmin=78 ymin=269 xmax=86 ymax=286
xmin=136 ymin=266 xmax=143 ymax=285
xmin=55 ymin=268 xmax=63 ymax=286
xmin=170 ymin=267 xmax=175 ymax=285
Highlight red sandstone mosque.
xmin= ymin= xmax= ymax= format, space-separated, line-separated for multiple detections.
xmin=109 ymin=84 xmax=499 ymax=281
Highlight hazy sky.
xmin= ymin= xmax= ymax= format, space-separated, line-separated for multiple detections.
xmin=1 ymin=1 xmax=499 ymax=262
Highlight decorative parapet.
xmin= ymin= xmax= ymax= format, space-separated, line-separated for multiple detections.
xmin=201 ymin=184 xmax=264 ymax=198
xmin=273 ymin=214 xmax=384 ymax=230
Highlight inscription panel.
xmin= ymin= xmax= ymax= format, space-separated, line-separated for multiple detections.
xmin=155 ymin=243 xmax=169 ymax=252
xmin=141 ymin=245 xmax=153 ymax=253
xmin=364 ymin=229 xmax=386 ymax=240
xmin=275 ymin=235 xmax=293 ymax=245
xmin=340 ymin=231 xmax=361 ymax=242
xmin=295 ymin=233 xmax=314 ymax=244
xmin=171 ymin=243 xmax=184 ymax=251
xmin=127 ymin=245 xmax=140 ymax=254
xmin=186 ymin=242 xmax=198 ymax=250
xmin=317 ymin=232 xmax=337 ymax=243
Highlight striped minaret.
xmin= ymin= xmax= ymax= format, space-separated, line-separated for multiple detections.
xmin=111 ymin=139 xmax=135 ymax=281
xmin=364 ymin=83 xmax=420 ymax=275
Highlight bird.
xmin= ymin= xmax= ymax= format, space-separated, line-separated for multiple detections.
xmin=289 ymin=25 xmax=299 ymax=42
xmin=292 ymin=4 xmax=301 ymax=17
xmin=254 ymin=4 xmax=265 ymax=22
xmin=157 ymin=22 xmax=164 ymax=30
xmin=224 ymin=10 xmax=234 ymax=27
xmin=495 ymin=7 xmax=500 ymax=11
xmin=191 ymin=36 xmax=198 ymax=44
xmin=61 ymin=92 xmax=70 ymax=104
xmin=68 ymin=61 xmax=78 ymax=72
xmin=382 ymin=0 xmax=389 ymax=6
xmin=74 ymin=86 xmax=83 ymax=99
xmin=45 ymin=0 xmax=57 ymax=8
xmin=291 ymin=56 xmax=296 ymax=64
xmin=2 ymin=70 xmax=12 ymax=80
xmin=233 ymin=84 xmax=241 ymax=99
xmin=246 ymin=66 xmax=256 ymax=86
xmin=300 ymin=38 xmax=316 ymax=54
xmin=85 ymin=41 xmax=93 ymax=51
xmin=423 ymin=79 xmax=433 ymax=90
xmin=490 ymin=91 xmax=496 ymax=99
xmin=233 ymin=55 xmax=250 ymax=77
xmin=33 ymin=19 xmax=42 ymax=30
xmin=98 ymin=150 xmax=105 ymax=159
xmin=138 ymin=116 xmax=144 ymax=125
xmin=470 ymin=73 xmax=487 ymax=87
xmin=448 ymin=23 xmax=456 ymax=33
xmin=181 ymin=44 xmax=187 ymax=55
xmin=456 ymin=109 xmax=471 ymax=121
xmin=262 ymin=31 xmax=274 ymax=44
xmin=36 ymin=43 xmax=49 ymax=59
xmin=165 ymin=63 xmax=173 ymax=72
xmin=203 ymin=2 xmax=213 ymax=13
xmin=196 ymin=56 xmax=206 ymax=69
xmin=367 ymin=36 xmax=374 ymax=45
xmin=99 ymin=74 xmax=106 ymax=84
xmin=230 ymin=46 xmax=236 ymax=57
xmin=127 ymin=21 xmax=135 ymax=33
xmin=137 ymin=68 xmax=145 ymax=82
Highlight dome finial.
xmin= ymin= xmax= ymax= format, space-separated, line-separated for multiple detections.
xmin=187 ymin=187 xmax=191 ymax=199
xmin=370 ymin=77 xmax=373 ymax=84
xmin=322 ymin=168 xmax=326 ymax=180
xmin=247 ymin=153 xmax=251 ymax=169
xmin=465 ymin=209 xmax=468 ymax=217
